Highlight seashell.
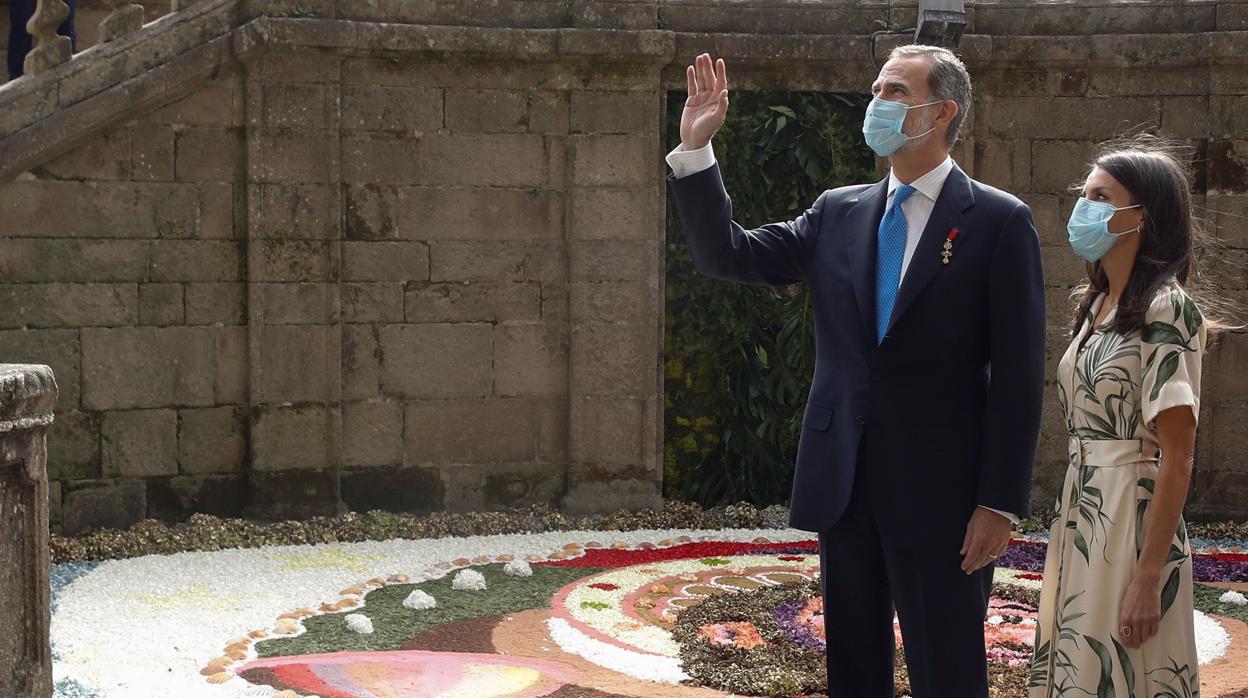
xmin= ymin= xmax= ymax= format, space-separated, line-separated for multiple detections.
xmin=547 ymin=552 xmax=566 ymax=561
xmin=658 ymin=539 xmax=674 ymax=547
xmin=472 ymin=555 xmax=492 ymax=564
xmin=563 ymin=543 xmax=582 ymax=551
xmin=273 ymin=691 xmax=300 ymax=698
xmin=226 ymin=648 xmax=248 ymax=661
xmin=753 ymin=536 xmax=771 ymax=544
xmin=403 ymin=589 xmax=437 ymax=610
xmin=611 ymin=542 xmax=630 ymax=549
xmin=525 ymin=554 xmax=544 ymax=562
xmin=338 ymin=598 xmax=360 ymax=610
xmin=248 ymin=630 xmax=268 ymax=639
xmin=230 ymin=636 xmax=253 ymax=646
xmin=368 ymin=577 xmax=387 ymax=586
xmin=319 ymin=602 xmax=338 ymax=612
xmin=345 ymin=613 xmax=374 ymax=634
xmin=495 ymin=554 xmax=514 ymax=562
xmin=435 ymin=561 xmax=454 ymax=570
xmin=586 ymin=541 xmax=603 ymax=548
xmin=207 ymin=655 xmax=233 ymax=668
xmin=675 ymin=535 xmax=692 ymax=543
xmin=278 ymin=612 xmax=302 ymax=621
xmin=225 ymin=643 xmax=248 ymax=654
xmin=452 ymin=557 xmax=472 ymax=567
xmin=295 ymin=608 xmax=317 ymax=617
xmin=207 ymin=671 xmax=233 ymax=684
xmin=201 ymin=665 xmax=223 ymax=676
xmin=504 ymin=560 xmax=533 ymax=577
xmin=638 ymin=542 xmax=656 ymax=550
xmin=387 ymin=574 xmax=409 ymax=583
xmin=452 ymin=569 xmax=488 ymax=591
xmin=339 ymin=585 xmax=365 ymax=597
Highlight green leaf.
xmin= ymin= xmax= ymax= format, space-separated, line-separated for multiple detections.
xmin=1112 ymin=636 xmax=1136 ymax=696
xmin=1160 ymin=566 xmax=1182 ymax=618
xmin=1181 ymin=294 xmax=1203 ymax=339
xmin=768 ymin=105 xmax=797 ymax=118
xmin=1074 ymin=528 xmax=1090 ymax=565
xmin=1149 ymin=351 xmax=1182 ymax=402
xmin=1144 ymin=322 xmax=1193 ymax=351
xmin=1083 ymin=634 xmax=1117 ymax=698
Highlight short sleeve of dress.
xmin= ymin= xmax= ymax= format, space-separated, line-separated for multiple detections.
xmin=1140 ymin=283 xmax=1207 ymax=428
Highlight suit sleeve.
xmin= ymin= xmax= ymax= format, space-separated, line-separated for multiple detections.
xmin=665 ymin=162 xmax=825 ymax=286
xmin=977 ymin=202 xmax=1046 ymax=518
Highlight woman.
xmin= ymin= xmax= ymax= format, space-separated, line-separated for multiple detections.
xmin=1028 ymin=136 xmax=1231 ymax=696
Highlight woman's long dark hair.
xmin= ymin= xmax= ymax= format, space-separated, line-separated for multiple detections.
xmin=1070 ymin=134 xmax=1237 ymax=338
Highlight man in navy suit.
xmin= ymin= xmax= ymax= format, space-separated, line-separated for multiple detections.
xmin=665 ymin=45 xmax=1045 ymax=697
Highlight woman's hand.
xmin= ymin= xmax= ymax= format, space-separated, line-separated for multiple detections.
xmin=680 ymin=53 xmax=729 ymax=151
xmin=1118 ymin=571 xmax=1162 ymax=649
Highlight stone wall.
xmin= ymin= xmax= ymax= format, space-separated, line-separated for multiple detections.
xmin=1 ymin=0 xmax=1246 ymax=532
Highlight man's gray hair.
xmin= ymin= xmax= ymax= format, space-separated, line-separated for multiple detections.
xmin=887 ymin=44 xmax=972 ymax=149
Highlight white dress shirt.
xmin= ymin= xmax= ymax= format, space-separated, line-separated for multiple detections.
xmin=666 ymin=140 xmax=1020 ymax=527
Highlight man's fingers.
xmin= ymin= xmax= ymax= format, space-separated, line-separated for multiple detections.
xmin=716 ymin=57 xmax=727 ymax=91
xmin=961 ymin=538 xmax=982 ymax=573
xmin=686 ymin=65 xmax=696 ymax=98
xmin=960 ymin=526 xmax=973 ymax=556
xmin=701 ymin=54 xmax=715 ymax=93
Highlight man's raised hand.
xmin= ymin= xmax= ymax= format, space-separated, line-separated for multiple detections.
xmin=680 ymin=53 xmax=729 ymax=151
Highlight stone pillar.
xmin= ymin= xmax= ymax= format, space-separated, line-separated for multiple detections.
xmin=0 ymin=364 xmax=57 ymax=698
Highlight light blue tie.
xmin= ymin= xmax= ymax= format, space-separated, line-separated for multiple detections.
xmin=876 ymin=184 xmax=916 ymax=344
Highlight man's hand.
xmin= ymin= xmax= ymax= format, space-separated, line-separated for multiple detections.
xmin=680 ymin=53 xmax=729 ymax=151
xmin=960 ymin=507 xmax=1012 ymax=574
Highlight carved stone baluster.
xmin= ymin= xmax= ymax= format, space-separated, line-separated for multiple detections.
xmin=22 ymin=0 xmax=72 ymax=75
xmin=100 ymin=0 xmax=145 ymax=44
xmin=0 ymin=364 xmax=57 ymax=698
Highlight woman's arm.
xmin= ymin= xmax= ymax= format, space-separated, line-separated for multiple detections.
xmin=1118 ymin=405 xmax=1196 ymax=649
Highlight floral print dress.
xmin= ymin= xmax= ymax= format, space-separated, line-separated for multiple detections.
xmin=1028 ymin=281 xmax=1206 ymax=698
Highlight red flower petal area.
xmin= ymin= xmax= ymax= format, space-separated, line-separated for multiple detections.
xmin=538 ymin=541 xmax=818 ymax=568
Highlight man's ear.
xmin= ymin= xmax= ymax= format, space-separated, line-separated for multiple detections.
xmin=939 ymin=100 xmax=959 ymax=128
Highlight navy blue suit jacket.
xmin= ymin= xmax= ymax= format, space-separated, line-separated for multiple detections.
xmin=666 ymin=161 xmax=1046 ymax=540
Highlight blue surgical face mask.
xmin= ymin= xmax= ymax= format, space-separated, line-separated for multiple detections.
xmin=861 ymin=97 xmax=943 ymax=157
xmin=1067 ymin=198 xmax=1143 ymax=263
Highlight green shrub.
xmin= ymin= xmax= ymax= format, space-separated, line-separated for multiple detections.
xmin=664 ymin=90 xmax=876 ymax=506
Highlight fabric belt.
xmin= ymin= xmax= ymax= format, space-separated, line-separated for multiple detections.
xmin=1068 ymin=436 xmax=1159 ymax=467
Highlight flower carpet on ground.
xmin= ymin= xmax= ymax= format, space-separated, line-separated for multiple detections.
xmin=51 ymin=529 xmax=1248 ymax=698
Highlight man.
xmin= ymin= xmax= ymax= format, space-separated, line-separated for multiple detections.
xmin=665 ymin=46 xmax=1045 ymax=697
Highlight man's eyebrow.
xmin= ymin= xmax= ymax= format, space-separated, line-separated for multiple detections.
xmin=881 ymin=80 xmax=909 ymax=92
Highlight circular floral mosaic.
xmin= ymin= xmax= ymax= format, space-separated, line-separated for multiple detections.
xmin=48 ymin=531 xmax=1248 ymax=698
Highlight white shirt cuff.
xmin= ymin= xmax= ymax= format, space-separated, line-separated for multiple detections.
xmin=979 ymin=505 xmax=1020 ymax=526
xmin=665 ymin=141 xmax=717 ymax=179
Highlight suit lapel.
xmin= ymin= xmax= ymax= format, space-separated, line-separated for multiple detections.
xmin=883 ymin=163 xmax=975 ymax=339
xmin=846 ymin=178 xmax=889 ymax=342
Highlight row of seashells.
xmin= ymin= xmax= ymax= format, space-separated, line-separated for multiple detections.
xmin=203 ymin=534 xmax=782 ymax=694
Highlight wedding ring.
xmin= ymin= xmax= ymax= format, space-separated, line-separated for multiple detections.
xmin=1121 ymin=626 xmax=1133 ymax=638
xmin=987 ymin=552 xmax=999 ymax=560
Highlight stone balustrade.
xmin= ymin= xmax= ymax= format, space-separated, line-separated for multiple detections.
xmin=0 ymin=364 xmax=57 ymax=698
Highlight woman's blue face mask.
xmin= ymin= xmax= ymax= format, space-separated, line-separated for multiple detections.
xmin=1067 ymin=198 xmax=1143 ymax=263
xmin=861 ymin=97 xmax=943 ymax=157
